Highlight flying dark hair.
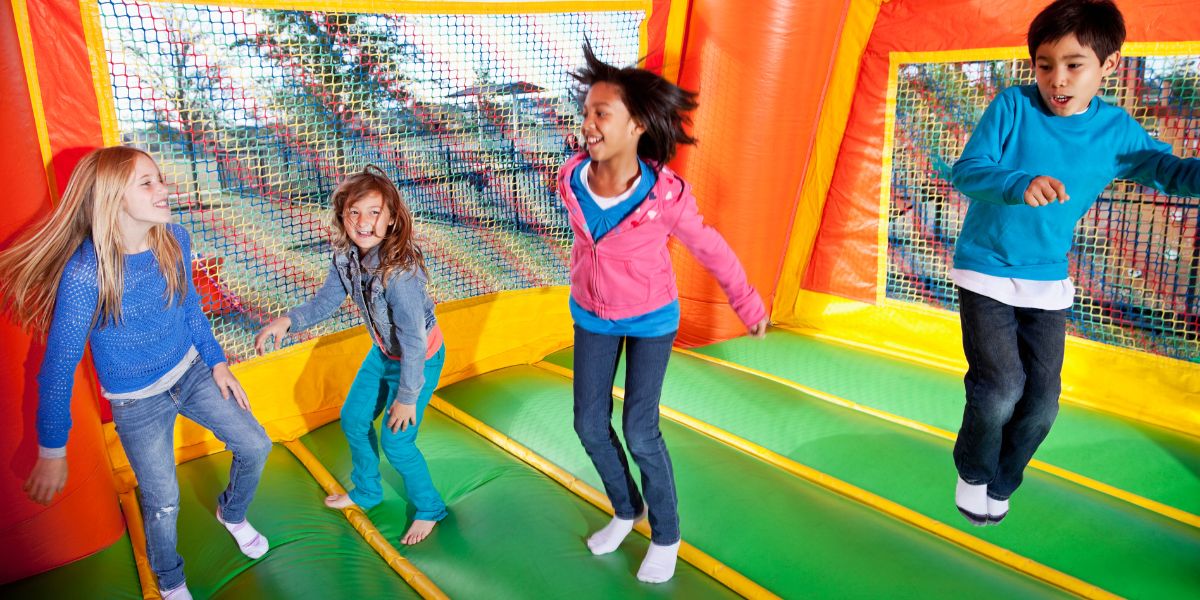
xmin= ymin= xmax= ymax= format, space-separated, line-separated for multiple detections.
xmin=1027 ymin=0 xmax=1125 ymax=62
xmin=571 ymin=41 xmax=698 ymax=167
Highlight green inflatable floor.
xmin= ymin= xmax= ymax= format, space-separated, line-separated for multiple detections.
xmin=1 ymin=531 xmax=141 ymax=599
xmin=11 ymin=327 xmax=1198 ymax=597
xmin=691 ymin=329 xmax=1200 ymax=515
xmin=297 ymin=414 xmax=738 ymax=599
xmin=436 ymin=366 xmax=1069 ymax=599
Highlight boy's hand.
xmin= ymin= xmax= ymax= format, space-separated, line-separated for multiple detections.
xmin=1024 ymin=176 xmax=1070 ymax=207
xmin=25 ymin=456 xmax=68 ymax=505
xmin=213 ymin=362 xmax=251 ymax=410
xmin=388 ymin=402 xmax=417 ymax=433
xmin=254 ymin=316 xmax=292 ymax=355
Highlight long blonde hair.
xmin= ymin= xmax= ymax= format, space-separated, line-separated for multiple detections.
xmin=0 ymin=146 xmax=185 ymax=334
xmin=329 ymin=165 xmax=426 ymax=282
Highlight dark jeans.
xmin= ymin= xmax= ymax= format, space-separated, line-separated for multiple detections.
xmin=572 ymin=325 xmax=680 ymax=545
xmin=953 ymin=287 xmax=1066 ymax=500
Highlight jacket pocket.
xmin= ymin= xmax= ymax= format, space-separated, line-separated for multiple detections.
xmin=595 ymin=257 xmax=652 ymax=308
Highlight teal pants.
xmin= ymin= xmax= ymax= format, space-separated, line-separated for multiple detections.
xmin=342 ymin=344 xmax=447 ymax=521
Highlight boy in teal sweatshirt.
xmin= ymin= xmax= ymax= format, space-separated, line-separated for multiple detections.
xmin=949 ymin=0 xmax=1200 ymax=525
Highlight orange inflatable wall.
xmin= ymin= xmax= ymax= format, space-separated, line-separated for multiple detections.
xmin=0 ymin=0 xmax=123 ymax=585
xmin=802 ymin=0 xmax=1200 ymax=302
xmin=0 ymin=0 xmax=686 ymax=580
xmin=671 ymin=0 xmax=855 ymax=346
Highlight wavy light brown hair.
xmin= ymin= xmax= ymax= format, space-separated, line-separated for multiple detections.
xmin=329 ymin=165 xmax=426 ymax=282
xmin=0 ymin=146 xmax=185 ymax=333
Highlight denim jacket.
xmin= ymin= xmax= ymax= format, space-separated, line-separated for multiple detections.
xmin=287 ymin=246 xmax=436 ymax=405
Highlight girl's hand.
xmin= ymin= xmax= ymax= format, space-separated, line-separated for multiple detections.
xmin=25 ymin=456 xmax=68 ymax=505
xmin=748 ymin=317 xmax=769 ymax=339
xmin=254 ymin=316 xmax=292 ymax=355
xmin=213 ymin=363 xmax=251 ymax=410
xmin=387 ymin=402 xmax=417 ymax=433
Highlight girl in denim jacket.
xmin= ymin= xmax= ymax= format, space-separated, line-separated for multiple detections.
xmin=0 ymin=146 xmax=271 ymax=600
xmin=255 ymin=166 xmax=446 ymax=545
xmin=561 ymin=44 xmax=768 ymax=583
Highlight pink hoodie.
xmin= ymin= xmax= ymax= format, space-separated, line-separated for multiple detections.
xmin=557 ymin=152 xmax=767 ymax=327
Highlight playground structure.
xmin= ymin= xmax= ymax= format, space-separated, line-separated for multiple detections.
xmin=1 ymin=0 xmax=1198 ymax=597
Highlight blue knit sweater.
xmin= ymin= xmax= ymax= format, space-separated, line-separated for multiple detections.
xmin=952 ymin=85 xmax=1200 ymax=280
xmin=38 ymin=224 xmax=226 ymax=449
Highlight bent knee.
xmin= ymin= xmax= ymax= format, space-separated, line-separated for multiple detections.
xmin=573 ymin=420 xmax=611 ymax=448
xmin=623 ymin=430 xmax=664 ymax=457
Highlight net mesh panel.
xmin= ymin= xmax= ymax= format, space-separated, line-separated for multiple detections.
xmin=95 ymin=1 xmax=642 ymax=362
xmin=888 ymin=51 xmax=1200 ymax=363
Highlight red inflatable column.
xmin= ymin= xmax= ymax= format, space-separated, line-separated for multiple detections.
xmin=0 ymin=2 xmax=124 ymax=584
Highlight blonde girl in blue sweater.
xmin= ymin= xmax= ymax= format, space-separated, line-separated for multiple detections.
xmin=0 ymin=146 xmax=272 ymax=600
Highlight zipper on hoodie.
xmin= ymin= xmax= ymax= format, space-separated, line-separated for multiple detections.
xmin=565 ymin=172 xmax=608 ymax=319
xmin=589 ymin=240 xmax=604 ymax=318
xmin=579 ymin=180 xmax=666 ymax=321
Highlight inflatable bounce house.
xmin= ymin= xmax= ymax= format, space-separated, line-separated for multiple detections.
xmin=2 ymin=0 xmax=1198 ymax=597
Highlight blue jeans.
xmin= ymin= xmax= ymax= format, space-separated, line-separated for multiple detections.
xmin=109 ymin=357 xmax=272 ymax=591
xmin=342 ymin=344 xmax=447 ymax=521
xmin=953 ymin=287 xmax=1066 ymax=500
xmin=572 ymin=325 xmax=680 ymax=545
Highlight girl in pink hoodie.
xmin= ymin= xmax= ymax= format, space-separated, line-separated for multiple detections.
xmin=559 ymin=43 xmax=768 ymax=584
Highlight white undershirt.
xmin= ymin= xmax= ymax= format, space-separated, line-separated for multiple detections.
xmin=39 ymin=346 xmax=200 ymax=459
xmin=950 ymin=269 xmax=1074 ymax=310
xmin=582 ymin=162 xmax=642 ymax=209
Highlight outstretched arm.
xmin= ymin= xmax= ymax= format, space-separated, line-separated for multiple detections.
xmin=669 ymin=186 xmax=768 ymax=333
xmin=1118 ymin=127 xmax=1200 ymax=197
xmin=285 ymin=260 xmax=350 ymax=333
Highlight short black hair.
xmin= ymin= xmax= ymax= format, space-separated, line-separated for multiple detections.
xmin=571 ymin=42 xmax=698 ymax=167
xmin=1027 ymin=0 xmax=1125 ymax=61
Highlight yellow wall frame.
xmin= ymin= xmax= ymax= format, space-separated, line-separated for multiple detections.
xmin=106 ymin=286 xmax=575 ymax=480
xmin=10 ymin=0 xmax=60 ymax=202
xmin=772 ymin=0 xmax=882 ymax=325
xmin=80 ymin=0 xmax=658 ymax=145
xmin=787 ymin=288 xmax=1200 ymax=438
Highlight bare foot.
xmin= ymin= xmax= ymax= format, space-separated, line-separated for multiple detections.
xmin=324 ymin=494 xmax=356 ymax=509
xmin=401 ymin=519 xmax=437 ymax=545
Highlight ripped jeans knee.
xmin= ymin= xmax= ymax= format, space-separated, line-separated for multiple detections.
xmin=147 ymin=502 xmax=179 ymax=521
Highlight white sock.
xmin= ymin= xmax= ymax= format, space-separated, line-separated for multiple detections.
xmin=217 ymin=509 xmax=269 ymax=559
xmin=161 ymin=582 xmax=193 ymax=600
xmin=637 ymin=541 xmax=681 ymax=583
xmin=587 ymin=514 xmax=640 ymax=555
xmin=955 ymin=476 xmax=988 ymax=526
xmin=987 ymin=496 xmax=1010 ymax=524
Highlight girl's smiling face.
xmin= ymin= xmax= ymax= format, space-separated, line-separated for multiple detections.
xmin=120 ymin=153 xmax=172 ymax=227
xmin=342 ymin=191 xmax=394 ymax=252
xmin=581 ymin=81 xmax=644 ymax=163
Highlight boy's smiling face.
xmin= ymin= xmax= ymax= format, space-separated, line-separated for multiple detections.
xmin=1033 ymin=33 xmax=1120 ymax=117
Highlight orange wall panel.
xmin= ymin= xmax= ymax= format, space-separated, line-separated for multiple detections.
xmin=673 ymin=0 xmax=852 ymax=346
xmin=804 ymin=0 xmax=1200 ymax=301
